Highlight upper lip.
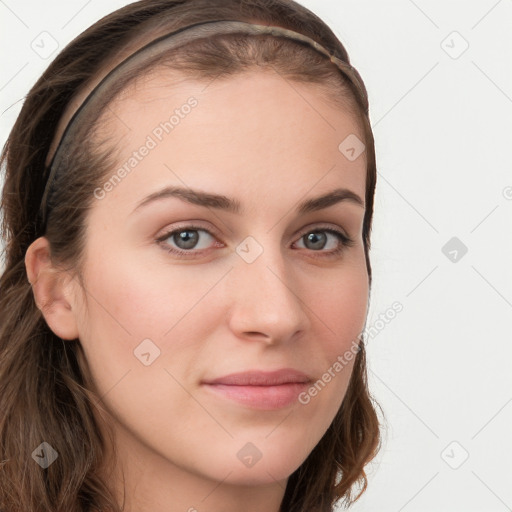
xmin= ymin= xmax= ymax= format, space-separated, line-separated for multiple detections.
xmin=202 ymin=369 xmax=312 ymax=386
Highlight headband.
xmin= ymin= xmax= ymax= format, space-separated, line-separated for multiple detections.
xmin=39 ymin=19 xmax=367 ymax=228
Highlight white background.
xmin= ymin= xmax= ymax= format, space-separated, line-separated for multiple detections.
xmin=1 ymin=1 xmax=511 ymax=511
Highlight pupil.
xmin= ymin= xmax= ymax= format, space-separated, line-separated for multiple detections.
xmin=306 ymin=232 xmax=326 ymax=250
xmin=175 ymin=230 xmax=198 ymax=249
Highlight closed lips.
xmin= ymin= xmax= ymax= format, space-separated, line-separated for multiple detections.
xmin=201 ymin=369 xmax=313 ymax=410
xmin=202 ymin=369 xmax=312 ymax=386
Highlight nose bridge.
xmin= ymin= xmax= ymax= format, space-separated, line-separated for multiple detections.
xmin=226 ymin=232 xmax=310 ymax=342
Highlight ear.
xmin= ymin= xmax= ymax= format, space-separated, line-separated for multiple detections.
xmin=25 ymin=237 xmax=80 ymax=340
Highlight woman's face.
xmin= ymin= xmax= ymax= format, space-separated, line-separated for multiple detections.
xmin=70 ymin=69 xmax=368 ymax=494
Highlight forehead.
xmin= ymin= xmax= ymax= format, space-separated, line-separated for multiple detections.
xmin=92 ymin=69 xmax=367 ymax=214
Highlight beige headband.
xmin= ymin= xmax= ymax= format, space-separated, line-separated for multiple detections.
xmin=39 ymin=19 xmax=367 ymax=228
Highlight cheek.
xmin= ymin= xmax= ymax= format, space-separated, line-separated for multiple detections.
xmin=310 ymin=257 xmax=369 ymax=348
xmin=74 ymin=242 xmax=234 ymax=406
xmin=301 ymin=257 xmax=368 ymax=405
xmin=74 ymin=251 xmax=221 ymax=445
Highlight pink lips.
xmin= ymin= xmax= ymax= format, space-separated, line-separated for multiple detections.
xmin=201 ymin=369 xmax=312 ymax=410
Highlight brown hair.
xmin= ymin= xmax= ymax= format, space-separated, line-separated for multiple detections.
xmin=0 ymin=1 xmax=381 ymax=511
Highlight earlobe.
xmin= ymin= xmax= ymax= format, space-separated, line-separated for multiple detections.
xmin=25 ymin=237 xmax=80 ymax=340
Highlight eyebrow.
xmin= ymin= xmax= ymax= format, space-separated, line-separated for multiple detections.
xmin=132 ymin=186 xmax=365 ymax=215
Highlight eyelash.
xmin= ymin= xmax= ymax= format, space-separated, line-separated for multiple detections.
xmin=156 ymin=224 xmax=355 ymax=259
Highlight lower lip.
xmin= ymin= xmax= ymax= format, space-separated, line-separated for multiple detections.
xmin=202 ymin=382 xmax=310 ymax=410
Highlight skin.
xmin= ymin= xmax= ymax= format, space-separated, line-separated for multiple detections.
xmin=26 ymin=69 xmax=368 ymax=512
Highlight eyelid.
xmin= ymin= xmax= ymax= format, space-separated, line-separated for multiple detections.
xmin=156 ymin=221 xmax=350 ymax=243
xmin=155 ymin=220 xmax=222 ymax=241
xmin=296 ymin=222 xmax=350 ymax=239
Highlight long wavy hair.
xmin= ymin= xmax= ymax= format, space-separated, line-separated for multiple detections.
xmin=0 ymin=1 xmax=381 ymax=511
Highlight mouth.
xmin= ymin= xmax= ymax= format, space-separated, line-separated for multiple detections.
xmin=201 ymin=369 xmax=313 ymax=410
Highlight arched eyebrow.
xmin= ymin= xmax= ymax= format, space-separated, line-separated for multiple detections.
xmin=131 ymin=186 xmax=365 ymax=215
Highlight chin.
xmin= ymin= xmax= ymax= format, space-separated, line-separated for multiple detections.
xmin=219 ymin=460 xmax=300 ymax=487
xmin=182 ymin=443 xmax=308 ymax=488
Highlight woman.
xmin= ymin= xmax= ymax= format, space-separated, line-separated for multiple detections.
xmin=0 ymin=1 xmax=380 ymax=511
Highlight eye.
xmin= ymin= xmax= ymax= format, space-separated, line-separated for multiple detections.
xmin=157 ymin=225 xmax=220 ymax=258
xmin=294 ymin=227 xmax=355 ymax=258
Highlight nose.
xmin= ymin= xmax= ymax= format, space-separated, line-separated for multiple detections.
xmin=226 ymin=244 xmax=310 ymax=345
